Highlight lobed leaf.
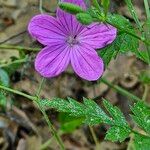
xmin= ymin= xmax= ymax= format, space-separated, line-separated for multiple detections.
xmin=131 ymin=102 xmax=150 ymax=134
xmin=133 ymin=134 xmax=150 ymax=150
xmin=105 ymin=126 xmax=131 ymax=142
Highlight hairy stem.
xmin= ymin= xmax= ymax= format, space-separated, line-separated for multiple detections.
xmin=0 ymin=85 xmax=35 ymax=100
xmin=100 ymin=78 xmax=142 ymax=102
xmin=0 ymin=58 xmax=27 ymax=68
xmin=35 ymin=78 xmax=65 ymax=150
xmin=89 ymin=126 xmax=99 ymax=149
xmin=0 ymin=44 xmax=40 ymax=51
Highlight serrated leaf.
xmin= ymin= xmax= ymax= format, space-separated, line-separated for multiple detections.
xmin=133 ymin=134 xmax=150 ymax=150
xmin=83 ymin=98 xmax=111 ymax=125
xmin=105 ymin=126 xmax=131 ymax=142
xmin=131 ymin=102 xmax=150 ymax=134
xmin=98 ymin=40 xmax=118 ymax=66
xmin=40 ymin=98 xmax=85 ymax=117
xmin=99 ymin=14 xmax=139 ymax=66
xmin=41 ymin=98 xmax=111 ymax=125
xmin=103 ymin=100 xmax=129 ymax=127
xmin=98 ymin=30 xmax=138 ymax=66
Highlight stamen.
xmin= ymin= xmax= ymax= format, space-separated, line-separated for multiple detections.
xmin=67 ymin=35 xmax=79 ymax=46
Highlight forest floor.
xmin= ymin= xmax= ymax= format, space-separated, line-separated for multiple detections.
xmin=0 ymin=0 xmax=149 ymax=150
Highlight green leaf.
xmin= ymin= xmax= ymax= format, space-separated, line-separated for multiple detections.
xmin=59 ymin=113 xmax=83 ymax=133
xmin=98 ymin=40 xmax=119 ymax=66
xmin=133 ymin=134 xmax=150 ymax=150
xmin=131 ymin=102 xmax=150 ymax=134
xmin=0 ymin=68 xmax=9 ymax=86
xmin=83 ymin=98 xmax=111 ymax=125
xmin=105 ymin=126 xmax=131 ymax=142
xmin=40 ymin=98 xmax=85 ymax=117
xmin=59 ymin=2 xmax=84 ymax=14
xmin=116 ymin=32 xmax=139 ymax=53
xmin=101 ymin=14 xmax=139 ymax=61
xmin=98 ymin=15 xmax=138 ymax=66
xmin=103 ymin=100 xmax=129 ymax=127
xmin=41 ymin=98 xmax=111 ymax=125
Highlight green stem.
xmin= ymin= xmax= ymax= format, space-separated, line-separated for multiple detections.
xmin=35 ymin=78 xmax=65 ymax=150
xmin=0 ymin=58 xmax=27 ymax=68
xmin=144 ymin=0 xmax=150 ymax=19
xmin=0 ymin=44 xmax=40 ymax=51
xmin=132 ymin=129 xmax=150 ymax=138
xmin=39 ymin=0 xmax=44 ymax=13
xmin=0 ymin=83 xmax=65 ymax=150
xmin=37 ymin=104 xmax=65 ymax=150
xmin=142 ymin=84 xmax=149 ymax=101
xmin=100 ymin=78 xmax=142 ymax=102
xmin=89 ymin=126 xmax=99 ymax=149
xmin=0 ymin=85 xmax=35 ymax=100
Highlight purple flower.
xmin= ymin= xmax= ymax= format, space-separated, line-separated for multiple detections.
xmin=28 ymin=0 xmax=117 ymax=81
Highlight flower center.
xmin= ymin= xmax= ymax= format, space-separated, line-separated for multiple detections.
xmin=67 ymin=35 xmax=79 ymax=46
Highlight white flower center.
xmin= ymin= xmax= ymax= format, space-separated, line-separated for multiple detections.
xmin=67 ymin=35 xmax=79 ymax=46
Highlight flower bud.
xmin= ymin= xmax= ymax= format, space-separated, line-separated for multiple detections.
xmin=59 ymin=2 xmax=84 ymax=14
xmin=76 ymin=13 xmax=93 ymax=25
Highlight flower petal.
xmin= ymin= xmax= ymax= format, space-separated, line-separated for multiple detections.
xmin=56 ymin=0 xmax=86 ymax=35
xmin=28 ymin=14 xmax=66 ymax=46
xmin=79 ymin=23 xmax=117 ymax=49
xmin=70 ymin=44 xmax=104 ymax=81
xmin=35 ymin=44 xmax=70 ymax=78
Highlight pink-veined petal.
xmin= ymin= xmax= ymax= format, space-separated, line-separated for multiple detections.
xmin=70 ymin=44 xmax=104 ymax=81
xmin=79 ymin=23 xmax=117 ymax=49
xmin=28 ymin=14 xmax=66 ymax=46
xmin=35 ymin=44 xmax=70 ymax=78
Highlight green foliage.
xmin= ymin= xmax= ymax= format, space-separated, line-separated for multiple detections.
xmin=108 ymin=14 xmax=139 ymax=53
xmin=103 ymin=100 xmax=129 ymax=127
xmin=98 ymin=39 xmax=119 ymax=66
xmin=131 ymin=102 xmax=150 ymax=134
xmin=103 ymin=100 xmax=131 ymax=142
xmin=41 ymin=98 xmax=131 ymax=142
xmin=99 ymin=14 xmax=139 ymax=66
xmin=105 ymin=126 xmax=131 ymax=142
xmin=59 ymin=2 xmax=84 ymax=14
xmin=133 ymin=134 xmax=150 ymax=150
